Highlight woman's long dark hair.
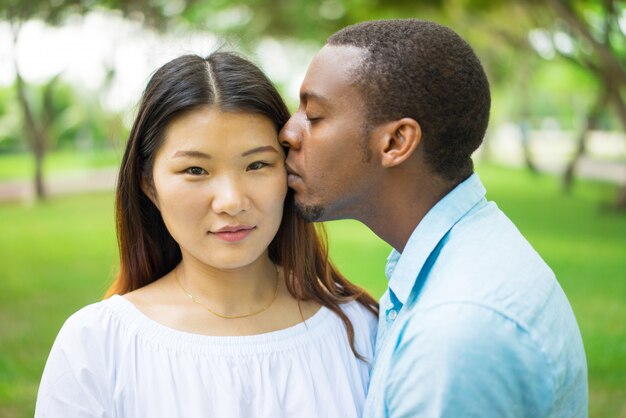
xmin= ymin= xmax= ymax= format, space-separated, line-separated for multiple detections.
xmin=106 ymin=52 xmax=378 ymax=356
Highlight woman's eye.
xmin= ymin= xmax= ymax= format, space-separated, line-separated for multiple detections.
xmin=185 ymin=167 xmax=206 ymax=175
xmin=247 ymin=161 xmax=268 ymax=171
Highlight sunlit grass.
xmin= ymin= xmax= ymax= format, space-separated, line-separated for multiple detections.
xmin=0 ymin=192 xmax=117 ymax=417
xmin=0 ymin=164 xmax=624 ymax=417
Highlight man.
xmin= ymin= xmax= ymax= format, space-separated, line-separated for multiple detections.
xmin=279 ymin=19 xmax=587 ymax=417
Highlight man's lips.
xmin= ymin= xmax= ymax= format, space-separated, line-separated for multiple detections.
xmin=285 ymin=161 xmax=300 ymax=175
xmin=211 ymin=225 xmax=255 ymax=242
xmin=285 ymin=163 xmax=302 ymax=186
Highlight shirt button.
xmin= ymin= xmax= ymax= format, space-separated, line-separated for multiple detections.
xmin=388 ymin=309 xmax=398 ymax=320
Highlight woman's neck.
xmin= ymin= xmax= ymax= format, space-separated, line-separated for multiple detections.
xmin=175 ymin=254 xmax=278 ymax=318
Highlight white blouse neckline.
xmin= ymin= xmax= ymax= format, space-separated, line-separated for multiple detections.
xmin=108 ymin=294 xmax=333 ymax=355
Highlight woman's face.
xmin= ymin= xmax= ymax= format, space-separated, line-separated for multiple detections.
xmin=147 ymin=106 xmax=287 ymax=271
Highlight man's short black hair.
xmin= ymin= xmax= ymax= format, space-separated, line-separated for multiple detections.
xmin=328 ymin=19 xmax=491 ymax=183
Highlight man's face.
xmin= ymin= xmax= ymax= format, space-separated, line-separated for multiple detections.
xmin=279 ymin=45 xmax=376 ymax=222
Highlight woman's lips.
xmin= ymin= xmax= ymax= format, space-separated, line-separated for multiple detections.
xmin=212 ymin=227 xmax=255 ymax=242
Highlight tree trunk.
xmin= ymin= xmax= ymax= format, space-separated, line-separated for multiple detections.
xmin=519 ymin=121 xmax=538 ymax=173
xmin=563 ymin=90 xmax=607 ymax=193
xmin=562 ymin=130 xmax=585 ymax=193
xmin=604 ymin=83 xmax=626 ymax=210
xmin=517 ymin=51 xmax=538 ymax=174
xmin=15 ymin=71 xmax=49 ymax=199
xmin=34 ymin=147 xmax=45 ymax=198
xmin=615 ymin=184 xmax=626 ymax=210
xmin=12 ymin=22 xmax=53 ymax=200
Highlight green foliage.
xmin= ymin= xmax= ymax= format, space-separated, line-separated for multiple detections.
xmin=3 ymin=0 xmax=620 ymax=151
xmin=0 ymin=0 xmax=83 ymax=24
xmin=171 ymin=0 xmax=617 ymax=130
xmin=0 ymin=78 xmax=128 ymax=154
xmin=528 ymin=60 xmax=601 ymax=129
xmin=0 ymin=87 xmax=23 ymax=153
xmin=489 ymin=44 xmax=613 ymax=130
xmin=47 ymin=83 xmax=127 ymax=151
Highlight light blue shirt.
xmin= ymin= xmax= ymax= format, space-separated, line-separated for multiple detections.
xmin=363 ymin=173 xmax=588 ymax=418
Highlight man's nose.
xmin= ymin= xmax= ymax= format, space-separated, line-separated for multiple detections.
xmin=279 ymin=113 xmax=304 ymax=150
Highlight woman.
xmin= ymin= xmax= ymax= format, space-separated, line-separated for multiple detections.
xmin=35 ymin=52 xmax=378 ymax=417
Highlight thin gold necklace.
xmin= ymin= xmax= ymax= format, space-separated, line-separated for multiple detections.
xmin=174 ymin=266 xmax=280 ymax=319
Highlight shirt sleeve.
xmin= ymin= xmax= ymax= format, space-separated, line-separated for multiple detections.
xmin=385 ymin=302 xmax=555 ymax=418
xmin=35 ymin=305 xmax=115 ymax=418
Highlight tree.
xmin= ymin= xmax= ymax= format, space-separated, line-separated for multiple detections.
xmin=0 ymin=0 xmax=204 ymax=199
xmin=458 ymin=0 xmax=626 ymax=207
xmin=2 ymin=1 xmax=79 ymax=198
xmin=523 ymin=0 xmax=626 ymax=207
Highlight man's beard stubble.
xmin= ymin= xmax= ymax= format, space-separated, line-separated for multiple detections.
xmin=294 ymin=202 xmax=325 ymax=223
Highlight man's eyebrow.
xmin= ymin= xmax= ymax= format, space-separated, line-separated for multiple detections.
xmin=241 ymin=146 xmax=279 ymax=157
xmin=172 ymin=150 xmax=211 ymax=159
xmin=300 ymin=91 xmax=331 ymax=106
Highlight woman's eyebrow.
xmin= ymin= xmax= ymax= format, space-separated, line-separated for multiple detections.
xmin=241 ymin=146 xmax=279 ymax=157
xmin=172 ymin=150 xmax=211 ymax=159
xmin=171 ymin=146 xmax=278 ymax=159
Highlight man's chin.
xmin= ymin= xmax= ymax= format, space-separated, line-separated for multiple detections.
xmin=295 ymin=202 xmax=325 ymax=222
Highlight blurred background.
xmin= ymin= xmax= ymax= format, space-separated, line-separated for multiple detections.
xmin=0 ymin=0 xmax=625 ymax=416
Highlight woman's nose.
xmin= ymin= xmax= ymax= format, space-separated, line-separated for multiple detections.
xmin=211 ymin=176 xmax=249 ymax=216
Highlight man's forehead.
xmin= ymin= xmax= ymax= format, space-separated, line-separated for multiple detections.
xmin=318 ymin=43 xmax=367 ymax=61
xmin=309 ymin=45 xmax=365 ymax=77
xmin=301 ymin=45 xmax=366 ymax=103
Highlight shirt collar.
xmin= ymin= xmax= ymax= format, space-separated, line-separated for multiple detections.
xmin=385 ymin=173 xmax=487 ymax=305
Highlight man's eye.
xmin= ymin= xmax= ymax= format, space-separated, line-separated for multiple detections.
xmin=186 ymin=167 xmax=206 ymax=175
xmin=247 ymin=161 xmax=268 ymax=171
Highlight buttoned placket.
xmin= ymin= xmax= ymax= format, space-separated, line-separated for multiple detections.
xmin=385 ymin=290 xmax=402 ymax=323
xmin=375 ymin=288 xmax=404 ymax=356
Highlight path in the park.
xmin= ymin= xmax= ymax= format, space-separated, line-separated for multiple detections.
xmin=0 ymin=167 xmax=118 ymax=203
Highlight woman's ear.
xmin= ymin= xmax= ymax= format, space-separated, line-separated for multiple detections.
xmin=378 ymin=118 xmax=421 ymax=168
xmin=140 ymin=176 xmax=159 ymax=210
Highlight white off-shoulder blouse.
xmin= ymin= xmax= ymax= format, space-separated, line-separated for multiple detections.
xmin=35 ymin=295 xmax=377 ymax=418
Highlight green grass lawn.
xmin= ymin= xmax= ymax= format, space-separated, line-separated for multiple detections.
xmin=0 ymin=164 xmax=624 ymax=417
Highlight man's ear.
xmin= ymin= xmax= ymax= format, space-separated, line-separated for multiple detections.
xmin=140 ymin=176 xmax=159 ymax=210
xmin=378 ymin=118 xmax=421 ymax=168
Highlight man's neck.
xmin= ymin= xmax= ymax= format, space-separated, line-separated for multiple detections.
xmin=361 ymin=176 xmax=456 ymax=252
